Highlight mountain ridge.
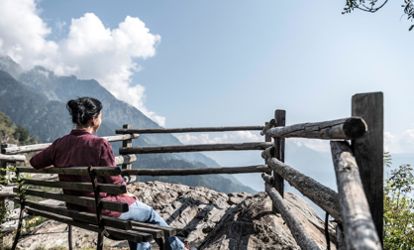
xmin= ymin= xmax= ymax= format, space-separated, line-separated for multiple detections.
xmin=0 ymin=56 xmax=254 ymax=193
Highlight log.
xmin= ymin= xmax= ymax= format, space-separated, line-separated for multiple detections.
xmin=266 ymin=158 xmax=341 ymax=221
xmin=0 ymin=154 xmax=26 ymax=162
xmin=120 ymin=142 xmax=273 ymax=154
xmin=265 ymin=117 xmax=367 ymax=140
xmin=121 ymin=124 xmax=134 ymax=170
xmin=273 ymin=109 xmax=285 ymax=196
xmin=330 ymin=141 xmax=381 ymax=250
xmin=16 ymin=166 xmax=121 ymax=176
xmin=115 ymin=154 xmax=137 ymax=165
xmin=122 ymin=165 xmax=271 ymax=176
xmin=352 ymin=92 xmax=384 ymax=242
xmin=116 ymin=126 xmax=264 ymax=134
xmin=21 ymin=179 xmax=127 ymax=195
xmin=265 ymin=183 xmax=321 ymax=249
xmin=2 ymin=134 xmax=138 ymax=154
xmin=103 ymin=134 xmax=139 ymax=142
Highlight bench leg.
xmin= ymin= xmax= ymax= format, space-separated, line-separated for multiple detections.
xmin=11 ymin=206 xmax=24 ymax=250
xmin=68 ymin=224 xmax=73 ymax=250
xmin=96 ymin=232 xmax=104 ymax=250
xmin=156 ymin=238 xmax=171 ymax=250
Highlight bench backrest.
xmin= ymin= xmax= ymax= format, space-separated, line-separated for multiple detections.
xmin=14 ymin=166 xmax=132 ymax=230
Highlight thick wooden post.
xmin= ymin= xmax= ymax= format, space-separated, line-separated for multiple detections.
xmin=0 ymin=144 xmax=7 ymax=233
xmin=121 ymin=124 xmax=133 ymax=170
xmin=273 ymin=110 xmax=285 ymax=196
xmin=351 ymin=92 xmax=383 ymax=243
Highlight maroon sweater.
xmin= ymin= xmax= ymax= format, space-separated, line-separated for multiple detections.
xmin=30 ymin=129 xmax=135 ymax=217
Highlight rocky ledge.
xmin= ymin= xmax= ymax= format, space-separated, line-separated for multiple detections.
xmin=3 ymin=181 xmax=337 ymax=249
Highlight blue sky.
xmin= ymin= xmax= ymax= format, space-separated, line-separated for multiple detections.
xmin=1 ymin=0 xmax=414 ymax=156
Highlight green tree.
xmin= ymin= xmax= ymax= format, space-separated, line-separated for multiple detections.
xmin=343 ymin=0 xmax=414 ymax=30
xmin=384 ymin=160 xmax=414 ymax=249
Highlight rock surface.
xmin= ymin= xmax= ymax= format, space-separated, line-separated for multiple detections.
xmin=3 ymin=181 xmax=336 ymax=249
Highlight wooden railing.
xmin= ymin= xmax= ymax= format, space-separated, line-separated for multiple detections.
xmin=0 ymin=92 xmax=383 ymax=249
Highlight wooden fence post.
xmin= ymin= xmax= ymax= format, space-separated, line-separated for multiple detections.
xmin=351 ymin=92 xmax=383 ymax=243
xmin=273 ymin=110 xmax=285 ymax=196
xmin=121 ymin=124 xmax=133 ymax=170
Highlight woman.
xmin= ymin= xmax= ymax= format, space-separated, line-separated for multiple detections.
xmin=30 ymin=97 xmax=186 ymax=250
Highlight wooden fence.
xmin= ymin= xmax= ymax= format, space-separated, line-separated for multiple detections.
xmin=0 ymin=92 xmax=383 ymax=249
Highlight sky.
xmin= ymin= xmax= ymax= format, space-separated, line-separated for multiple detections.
xmin=1 ymin=0 xmax=414 ymax=158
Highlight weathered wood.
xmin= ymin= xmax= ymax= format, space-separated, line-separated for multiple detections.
xmin=17 ymin=189 xmax=128 ymax=212
xmin=261 ymin=173 xmax=274 ymax=184
xmin=17 ymin=166 xmax=121 ymax=176
xmin=264 ymin=158 xmax=341 ymax=221
xmin=265 ymin=183 xmax=321 ymax=250
xmin=0 ymin=154 xmax=26 ymax=162
xmin=336 ymin=225 xmax=346 ymax=250
xmin=103 ymin=134 xmax=139 ymax=142
xmin=2 ymin=134 xmax=138 ymax=155
xmin=330 ymin=141 xmax=381 ymax=250
xmin=273 ymin=109 xmax=285 ymax=196
xmin=24 ymin=201 xmax=131 ymax=230
xmin=121 ymin=124 xmax=134 ymax=170
xmin=266 ymin=117 xmax=367 ymax=140
xmin=116 ymin=126 xmax=264 ymax=134
xmin=22 ymin=179 xmax=127 ymax=195
xmin=120 ymin=142 xmax=273 ymax=154
xmin=115 ymin=154 xmax=137 ymax=166
xmin=26 ymin=207 xmax=153 ymax=242
xmin=352 ymin=92 xmax=383 ymax=243
xmin=130 ymin=221 xmax=177 ymax=237
xmin=122 ymin=165 xmax=271 ymax=176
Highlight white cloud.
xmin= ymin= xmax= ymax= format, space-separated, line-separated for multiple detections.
xmin=0 ymin=0 xmax=165 ymax=126
xmin=176 ymin=131 xmax=263 ymax=144
xmin=290 ymin=138 xmax=330 ymax=153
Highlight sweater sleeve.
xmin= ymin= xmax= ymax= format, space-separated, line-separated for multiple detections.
xmin=99 ymin=140 xmax=126 ymax=185
xmin=29 ymin=143 xmax=56 ymax=169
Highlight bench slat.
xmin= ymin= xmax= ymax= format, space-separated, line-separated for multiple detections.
xmin=24 ymin=201 xmax=132 ymax=230
xmin=17 ymin=166 xmax=121 ymax=176
xmin=26 ymin=207 xmax=153 ymax=242
xmin=130 ymin=221 xmax=177 ymax=237
xmin=22 ymin=179 xmax=127 ymax=195
xmin=16 ymin=188 xmax=129 ymax=212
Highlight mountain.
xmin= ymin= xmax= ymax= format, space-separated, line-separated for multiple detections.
xmin=0 ymin=56 xmax=254 ymax=193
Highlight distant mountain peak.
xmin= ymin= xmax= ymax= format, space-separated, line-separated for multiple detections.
xmin=0 ymin=55 xmax=23 ymax=78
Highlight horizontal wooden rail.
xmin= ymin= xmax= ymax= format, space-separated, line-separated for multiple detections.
xmin=2 ymin=134 xmax=138 ymax=155
xmin=120 ymin=142 xmax=273 ymax=154
xmin=121 ymin=165 xmax=271 ymax=176
xmin=263 ymin=157 xmax=341 ymax=221
xmin=115 ymin=154 xmax=137 ymax=165
xmin=264 ymin=182 xmax=321 ymax=249
xmin=16 ymin=166 xmax=121 ymax=176
xmin=0 ymin=154 xmax=26 ymax=162
xmin=264 ymin=117 xmax=367 ymax=140
xmin=330 ymin=141 xmax=381 ymax=249
xmin=116 ymin=126 xmax=264 ymax=134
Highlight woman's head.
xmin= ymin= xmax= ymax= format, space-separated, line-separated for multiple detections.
xmin=67 ymin=97 xmax=103 ymax=131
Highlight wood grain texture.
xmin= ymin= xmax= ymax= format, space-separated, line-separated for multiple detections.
xmin=330 ymin=141 xmax=381 ymax=250
xmin=266 ymin=117 xmax=367 ymax=140
xmin=352 ymin=92 xmax=384 ymax=243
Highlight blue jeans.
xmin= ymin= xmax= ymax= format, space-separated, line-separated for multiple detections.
xmin=119 ymin=201 xmax=185 ymax=250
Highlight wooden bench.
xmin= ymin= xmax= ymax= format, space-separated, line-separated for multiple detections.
xmin=11 ymin=165 xmax=178 ymax=250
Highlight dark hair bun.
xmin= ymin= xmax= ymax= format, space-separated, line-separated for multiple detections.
xmin=66 ymin=97 xmax=102 ymax=126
